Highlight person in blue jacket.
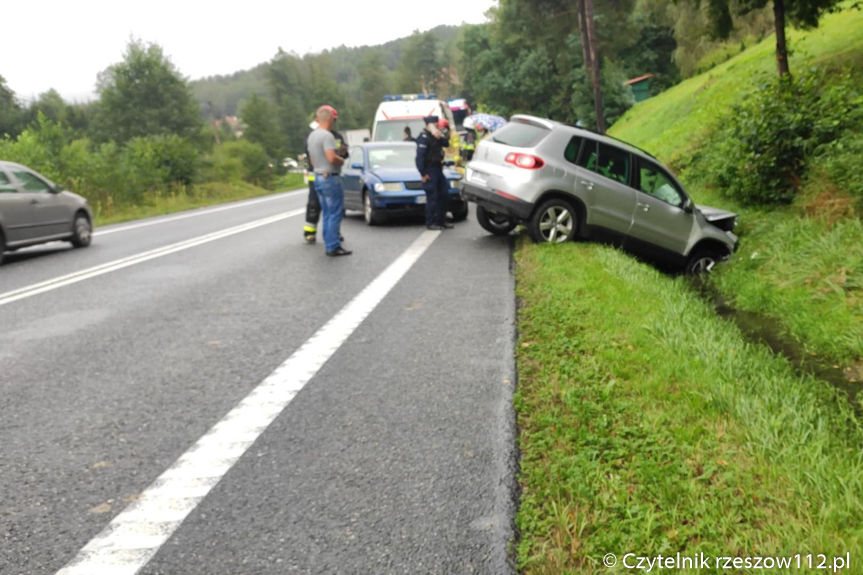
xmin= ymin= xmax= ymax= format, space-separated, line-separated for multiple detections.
xmin=415 ymin=115 xmax=452 ymax=231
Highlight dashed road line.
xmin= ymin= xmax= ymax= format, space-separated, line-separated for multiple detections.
xmin=55 ymin=229 xmax=440 ymax=575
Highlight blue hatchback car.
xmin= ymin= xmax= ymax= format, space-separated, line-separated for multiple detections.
xmin=341 ymin=142 xmax=467 ymax=225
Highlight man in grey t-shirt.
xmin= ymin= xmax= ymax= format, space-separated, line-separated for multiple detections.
xmin=308 ymin=105 xmax=351 ymax=256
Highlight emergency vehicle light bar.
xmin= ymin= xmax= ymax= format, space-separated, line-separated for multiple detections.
xmin=382 ymin=93 xmax=439 ymax=102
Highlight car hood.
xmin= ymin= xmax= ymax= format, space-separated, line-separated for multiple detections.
xmin=371 ymin=167 xmax=461 ymax=183
xmin=696 ymin=204 xmax=737 ymax=222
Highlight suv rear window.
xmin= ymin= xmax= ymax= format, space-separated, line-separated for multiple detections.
xmin=491 ymin=122 xmax=550 ymax=147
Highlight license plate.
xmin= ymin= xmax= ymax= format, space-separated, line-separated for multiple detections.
xmin=416 ymin=195 xmax=427 ymax=204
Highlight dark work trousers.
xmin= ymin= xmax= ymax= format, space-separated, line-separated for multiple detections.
xmin=304 ymin=181 xmax=321 ymax=235
xmin=423 ymin=167 xmax=449 ymax=227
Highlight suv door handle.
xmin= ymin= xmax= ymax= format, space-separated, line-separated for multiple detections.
xmin=580 ymin=180 xmax=594 ymax=190
xmin=636 ymin=202 xmax=650 ymax=211
xmin=30 ymin=198 xmax=40 ymax=204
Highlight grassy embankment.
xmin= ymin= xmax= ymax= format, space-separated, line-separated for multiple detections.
xmin=515 ymin=5 xmax=863 ymax=572
xmin=610 ymin=6 xmax=863 ymax=364
xmin=96 ymin=173 xmax=305 ymax=226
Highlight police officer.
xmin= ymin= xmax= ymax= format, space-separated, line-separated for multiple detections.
xmin=415 ymin=115 xmax=453 ymax=231
xmin=303 ymin=120 xmax=348 ymax=244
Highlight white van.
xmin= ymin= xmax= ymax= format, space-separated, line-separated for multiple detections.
xmin=371 ymin=94 xmax=456 ymax=142
xmin=343 ymin=128 xmax=371 ymax=146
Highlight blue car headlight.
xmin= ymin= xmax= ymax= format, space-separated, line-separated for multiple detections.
xmin=374 ymin=182 xmax=402 ymax=192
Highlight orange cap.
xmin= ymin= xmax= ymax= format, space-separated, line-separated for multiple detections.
xmin=317 ymin=104 xmax=338 ymax=119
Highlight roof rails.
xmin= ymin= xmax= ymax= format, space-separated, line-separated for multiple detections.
xmin=568 ymin=123 xmax=657 ymax=159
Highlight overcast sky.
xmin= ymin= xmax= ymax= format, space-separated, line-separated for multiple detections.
xmin=1 ymin=0 xmax=495 ymax=103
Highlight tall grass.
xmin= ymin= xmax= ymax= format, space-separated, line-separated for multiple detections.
xmin=516 ymin=241 xmax=863 ymax=573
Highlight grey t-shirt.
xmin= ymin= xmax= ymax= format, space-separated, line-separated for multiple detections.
xmin=307 ymin=129 xmax=340 ymax=174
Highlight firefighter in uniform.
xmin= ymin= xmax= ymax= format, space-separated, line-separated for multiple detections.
xmin=461 ymin=126 xmax=477 ymax=162
xmin=439 ymin=119 xmax=461 ymax=167
xmin=303 ymin=121 xmax=348 ymax=243
xmin=415 ymin=115 xmax=453 ymax=231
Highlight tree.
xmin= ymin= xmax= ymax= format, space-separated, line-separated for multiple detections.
xmin=396 ymin=32 xmax=442 ymax=94
xmin=701 ymin=0 xmax=844 ymax=77
xmin=0 ymin=75 xmax=24 ymax=138
xmin=307 ymin=54 xmax=354 ymax=128
xmin=94 ymin=39 xmax=202 ymax=143
xmin=239 ymin=94 xmax=284 ymax=159
xmin=575 ymin=0 xmax=607 ymax=132
xmin=267 ymin=49 xmax=308 ymax=155
xmin=357 ymin=52 xmax=391 ymax=127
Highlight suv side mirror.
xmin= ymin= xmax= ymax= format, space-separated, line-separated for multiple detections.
xmin=50 ymin=183 xmax=64 ymax=193
xmin=682 ymin=198 xmax=694 ymax=213
xmin=351 ymin=162 xmax=364 ymax=170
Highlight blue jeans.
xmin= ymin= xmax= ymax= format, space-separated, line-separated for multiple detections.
xmin=313 ymin=175 xmax=344 ymax=253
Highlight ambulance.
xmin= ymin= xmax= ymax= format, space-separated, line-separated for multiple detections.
xmin=371 ymin=94 xmax=456 ymax=142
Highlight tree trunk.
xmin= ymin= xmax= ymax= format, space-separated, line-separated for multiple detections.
xmin=584 ymin=0 xmax=606 ymax=133
xmin=575 ymin=0 xmax=592 ymax=78
xmin=773 ymin=0 xmax=791 ymax=77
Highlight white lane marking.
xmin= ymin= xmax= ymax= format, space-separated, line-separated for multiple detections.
xmin=0 ymin=209 xmax=305 ymax=307
xmin=55 ymin=229 xmax=440 ymax=575
xmin=94 ymin=188 xmax=306 ymax=237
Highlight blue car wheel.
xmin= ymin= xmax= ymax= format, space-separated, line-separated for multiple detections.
xmin=364 ymin=192 xmax=383 ymax=226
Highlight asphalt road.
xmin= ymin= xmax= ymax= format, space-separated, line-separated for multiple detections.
xmin=0 ymin=189 xmax=518 ymax=575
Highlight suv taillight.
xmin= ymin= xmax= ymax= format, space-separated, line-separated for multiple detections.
xmin=505 ymin=153 xmax=545 ymax=169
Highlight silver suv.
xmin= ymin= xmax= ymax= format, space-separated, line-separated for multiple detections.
xmin=461 ymin=115 xmax=738 ymax=273
xmin=0 ymin=161 xmax=93 ymax=265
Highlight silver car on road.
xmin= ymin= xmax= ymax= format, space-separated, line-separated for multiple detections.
xmin=0 ymin=161 xmax=93 ymax=265
xmin=461 ymin=115 xmax=738 ymax=273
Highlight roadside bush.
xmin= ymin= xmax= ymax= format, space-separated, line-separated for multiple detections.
xmin=201 ymin=140 xmax=272 ymax=188
xmin=813 ymin=131 xmax=863 ymax=201
xmin=0 ymin=116 xmax=204 ymax=212
xmin=127 ymin=134 xmax=199 ymax=186
xmin=690 ymin=71 xmax=862 ymax=205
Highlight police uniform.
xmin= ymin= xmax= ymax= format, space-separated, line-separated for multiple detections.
xmin=415 ymin=115 xmax=451 ymax=230
xmin=304 ymin=127 xmax=347 ymax=241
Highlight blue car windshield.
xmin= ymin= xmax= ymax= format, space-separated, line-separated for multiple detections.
xmin=368 ymin=147 xmax=417 ymax=170
xmin=375 ymin=119 xmax=427 ymax=142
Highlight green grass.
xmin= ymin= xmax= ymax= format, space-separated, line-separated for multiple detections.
xmin=515 ymin=240 xmax=863 ymax=573
xmin=95 ymin=174 xmax=304 ymax=226
xmin=607 ymin=4 xmax=863 ymax=365
xmin=610 ymin=5 xmax=863 ymax=167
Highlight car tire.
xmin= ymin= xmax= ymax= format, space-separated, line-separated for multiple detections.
xmin=476 ymin=205 xmax=516 ymax=236
xmin=450 ymin=201 xmax=469 ymax=222
xmin=70 ymin=212 xmax=92 ymax=248
xmin=528 ymin=198 xmax=578 ymax=244
xmin=685 ymin=249 xmax=723 ymax=275
xmin=0 ymin=231 xmax=6 ymax=266
xmin=364 ymin=192 xmax=383 ymax=226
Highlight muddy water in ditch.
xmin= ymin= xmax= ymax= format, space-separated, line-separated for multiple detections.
xmin=691 ymin=279 xmax=863 ymax=411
